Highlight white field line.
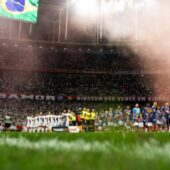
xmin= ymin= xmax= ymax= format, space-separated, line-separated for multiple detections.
xmin=0 ymin=137 xmax=112 ymax=153
xmin=132 ymin=139 xmax=170 ymax=160
xmin=0 ymin=137 xmax=170 ymax=162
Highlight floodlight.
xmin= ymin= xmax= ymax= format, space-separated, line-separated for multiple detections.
xmin=74 ymin=0 xmax=98 ymax=17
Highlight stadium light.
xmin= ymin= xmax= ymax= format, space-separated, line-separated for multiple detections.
xmin=73 ymin=0 xmax=98 ymax=17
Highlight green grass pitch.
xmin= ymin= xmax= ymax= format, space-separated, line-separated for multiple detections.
xmin=0 ymin=132 xmax=170 ymax=170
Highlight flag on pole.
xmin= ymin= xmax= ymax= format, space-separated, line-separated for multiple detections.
xmin=0 ymin=0 xmax=39 ymax=23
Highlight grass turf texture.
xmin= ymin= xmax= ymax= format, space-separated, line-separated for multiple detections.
xmin=0 ymin=132 xmax=170 ymax=170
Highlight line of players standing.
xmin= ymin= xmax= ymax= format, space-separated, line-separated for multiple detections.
xmin=131 ymin=102 xmax=170 ymax=131
xmin=95 ymin=102 xmax=170 ymax=132
xmin=69 ymin=108 xmax=96 ymax=131
xmin=70 ymin=102 xmax=170 ymax=132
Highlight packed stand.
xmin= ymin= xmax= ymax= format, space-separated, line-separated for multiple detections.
xmin=0 ymin=71 xmax=153 ymax=96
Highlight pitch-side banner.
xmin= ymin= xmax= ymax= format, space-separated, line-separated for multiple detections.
xmin=0 ymin=0 xmax=39 ymax=23
xmin=0 ymin=93 xmax=170 ymax=102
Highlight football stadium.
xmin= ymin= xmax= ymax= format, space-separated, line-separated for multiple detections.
xmin=1 ymin=0 xmax=170 ymax=169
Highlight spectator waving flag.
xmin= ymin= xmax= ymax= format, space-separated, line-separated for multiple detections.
xmin=0 ymin=0 xmax=39 ymax=23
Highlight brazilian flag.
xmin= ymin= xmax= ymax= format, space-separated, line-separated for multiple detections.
xmin=0 ymin=0 xmax=39 ymax=23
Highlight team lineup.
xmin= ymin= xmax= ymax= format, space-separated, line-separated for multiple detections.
xmin=21 ymin=102 xmax=170 ymax=133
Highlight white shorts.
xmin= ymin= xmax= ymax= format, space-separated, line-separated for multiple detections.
xmin=134 ymin=122 xmax=139 ymax=126
xmin=94 ymin=122 xmax=99 ymax=126
xmin=118 ymin=121 xmax=123 ymax=126
xmin=138 ymin=122 xmax=144 ymax=128
xmin=156 ymin=120 xmax=162 ymax=125
xmin=98 ymin=126 xmax=102 ymax=130
xmin=147 ymin=123 xmax=153 ymax=127
xmin=125 ymin=125 xmax=131 ymax=129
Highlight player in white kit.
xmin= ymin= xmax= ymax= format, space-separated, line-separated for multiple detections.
xmin=26 ymin=116 xmax=32 ymax=132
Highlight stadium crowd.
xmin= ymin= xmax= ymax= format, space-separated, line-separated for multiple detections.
xmin=0 ymin=71 xmax=153 ymax=96
xmin=1 ymin=70 xmax=170 ymax=96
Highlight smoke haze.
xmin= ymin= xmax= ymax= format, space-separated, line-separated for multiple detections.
xmin=103 ymin=0 xmax=170 ymax=96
